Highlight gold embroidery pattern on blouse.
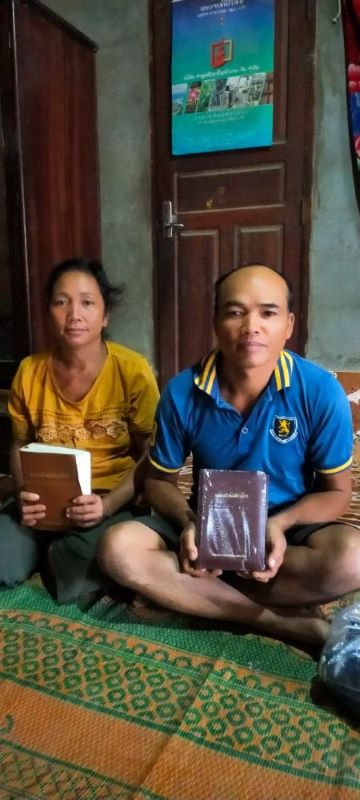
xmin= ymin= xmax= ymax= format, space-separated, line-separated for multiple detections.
xmin=37 ymin=418 xmax=128 ymax=443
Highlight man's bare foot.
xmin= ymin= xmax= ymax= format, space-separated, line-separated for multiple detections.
xmin=132 ymin=593 xmax=148 ymax=608
xmin=260 ymin=607 xmax=330 ymax=645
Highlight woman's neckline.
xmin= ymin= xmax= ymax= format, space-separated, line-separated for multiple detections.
xmin=49 ymin=341 xmax=109 ymax=404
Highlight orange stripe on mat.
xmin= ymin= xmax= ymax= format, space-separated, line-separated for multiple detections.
xmin=132 ymin=734 xmax=360 ymax=800
xmin=1 ymin=679 xmax=168 ymax=786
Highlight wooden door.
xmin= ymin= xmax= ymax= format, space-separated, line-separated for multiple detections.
xmin=150 ymin=0 xmax=315 ymax=387
xmin=0 ymin=0 xmax=101 ymax=358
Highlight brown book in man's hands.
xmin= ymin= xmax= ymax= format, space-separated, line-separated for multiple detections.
xmin=20 ymin=443 xmax=91 ymax=532
xmin=195 ymin=469 xmax=268 ymax=572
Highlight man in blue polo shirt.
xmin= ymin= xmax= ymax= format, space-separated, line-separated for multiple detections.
xmin=99 ymin=265 xmax=359 ymax=645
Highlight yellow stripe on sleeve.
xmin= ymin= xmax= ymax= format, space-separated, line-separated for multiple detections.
xmin=316 ymin=456 xmax=353 ymax=475
xmin=148 ymin=455 xmax=181 ymax=473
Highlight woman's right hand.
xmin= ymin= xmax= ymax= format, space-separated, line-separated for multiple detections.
xmin=18 ymin=490 xmax=46 ymax=527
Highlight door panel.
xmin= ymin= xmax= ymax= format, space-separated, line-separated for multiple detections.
xmin=177 ymin=230 xmax=219 ymax=370
xmin=176 ymin=163 xmax=285 ymax=211
xmin=234 ymin=225 xmax=284 ymax=268
xmin=151 ymin=0 xmax=315 ymax=387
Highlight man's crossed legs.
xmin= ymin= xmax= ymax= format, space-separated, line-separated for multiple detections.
xmin=97 ymin=517 xmax=360 ymax=645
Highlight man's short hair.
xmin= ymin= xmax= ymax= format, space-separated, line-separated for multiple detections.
xmin=214 ymin=264 xmax=294 ymax=315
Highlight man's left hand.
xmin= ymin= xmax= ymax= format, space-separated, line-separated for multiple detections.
xmin=66 ymin=494 xmax=104 ymax=528
xmin=250 ymin=518 xmax=287 ymax=583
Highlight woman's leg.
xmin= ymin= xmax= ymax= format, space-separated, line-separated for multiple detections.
xmin=42 ymin=509 xmax=144 ymax=603
xmin=0 ymin=500 xmax=40 ymax=585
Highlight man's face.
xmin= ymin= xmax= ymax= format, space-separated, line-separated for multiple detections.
xmin=214 ymin=267 xmax=295 ymax=370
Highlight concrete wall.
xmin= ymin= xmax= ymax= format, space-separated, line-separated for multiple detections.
xmin=307 ymin=0 xmax=360 ymax=369
xmin=45 ymin=0 xmax=155 ymax=364
xmin=45 ymin=0 xmax=360 ymax=371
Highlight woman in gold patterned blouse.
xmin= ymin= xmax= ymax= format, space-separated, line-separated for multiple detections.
xmin=0 ymin=258 xmax=159 ymax=602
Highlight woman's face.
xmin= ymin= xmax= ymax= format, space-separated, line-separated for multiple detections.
xmin=48 ymin=270 xmax=109 ymax=348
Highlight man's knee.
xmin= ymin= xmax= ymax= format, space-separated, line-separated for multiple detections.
xmin=314 ymin=524 xmax=360 ymax=588
xmin=97 ymin=521 xmax=143 ymax=580
xmin=97 ymin=521 xmax=163 ymax=585
xmin=333 ymin=525 xmax=360 ymax=576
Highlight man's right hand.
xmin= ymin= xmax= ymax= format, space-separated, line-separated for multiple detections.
xmin=18 ymin=491 xmax=46 ymax=527
xmin=179 ymin=522 xmax=222 ymax=578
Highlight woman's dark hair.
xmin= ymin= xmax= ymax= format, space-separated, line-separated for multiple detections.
xmin=45 ymin=258 xmax=125 ymax=313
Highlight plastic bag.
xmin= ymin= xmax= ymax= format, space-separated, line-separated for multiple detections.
xmin=318 ymin=603 xmax=360 ymax=714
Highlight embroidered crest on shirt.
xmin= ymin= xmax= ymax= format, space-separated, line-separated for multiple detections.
xmin=270 ymin=416 xmax=298 ymax=443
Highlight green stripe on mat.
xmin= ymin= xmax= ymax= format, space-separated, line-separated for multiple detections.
xmin=0 ymin=666 xmax=324 ymax=725
xmin=0 ymin=581 xmax=317 ymax=682
xmin=0 ymin=614 xmax=315 ymax=694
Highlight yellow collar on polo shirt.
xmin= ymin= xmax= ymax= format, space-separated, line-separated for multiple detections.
xmin=194 ymin=349 xmax=294 ymax=396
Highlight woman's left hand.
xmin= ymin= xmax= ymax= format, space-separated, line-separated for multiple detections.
xmin=66 ymin=494 xmax=105 ymax=528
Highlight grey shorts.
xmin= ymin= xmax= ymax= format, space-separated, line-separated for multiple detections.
xmin=0 ymin=500 xmax=155 ymax=603
xmin=285 ymin=521 xmax=346 ymax=545
xmin=137 ymin=513 xmax=181 ymax=547
xmin=138 ymin=515 xmax=342 ymax=550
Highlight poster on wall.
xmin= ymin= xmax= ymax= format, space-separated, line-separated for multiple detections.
xmin=171 ymin=0 xmax=275 ymax=156
xmin=341 ymin=0 xmax=360 ymax=212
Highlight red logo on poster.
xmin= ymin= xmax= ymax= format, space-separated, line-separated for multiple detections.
xmin=211 ymin=39 xmax=233 ymax=69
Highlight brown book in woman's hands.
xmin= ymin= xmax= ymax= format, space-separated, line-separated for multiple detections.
xmin=20 ymin=443 xmax=91 ymax=531
xmin=195 ymin=469 xmax=268 ymax=572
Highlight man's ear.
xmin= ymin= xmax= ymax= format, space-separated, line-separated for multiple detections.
xmin=286 ymin=312 xmax=295 ymax=340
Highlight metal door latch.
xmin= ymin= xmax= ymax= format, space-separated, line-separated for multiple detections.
xmin=162 ymin=200 xmax=184 ymax=238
